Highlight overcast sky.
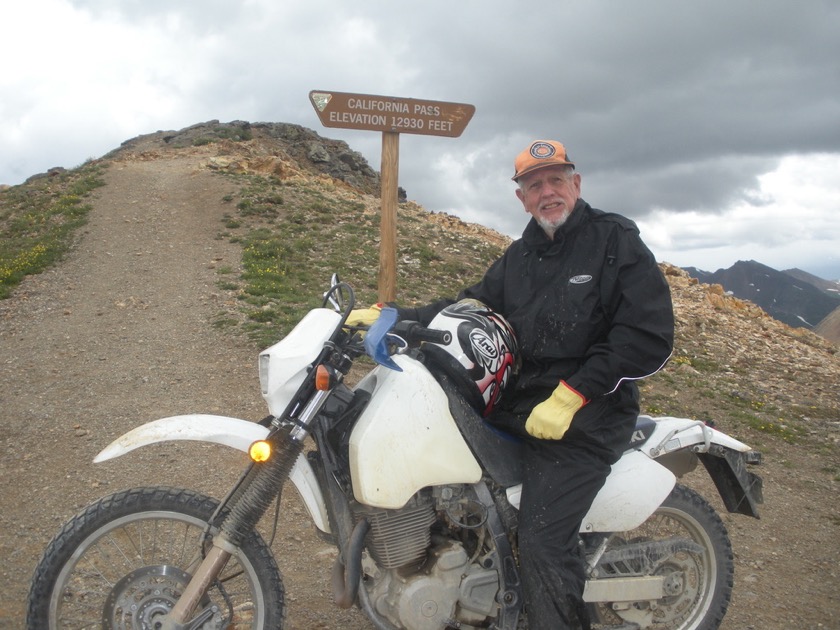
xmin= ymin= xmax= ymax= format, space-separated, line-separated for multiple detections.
xmin=3 ymin=1 xmax=839 ymax=279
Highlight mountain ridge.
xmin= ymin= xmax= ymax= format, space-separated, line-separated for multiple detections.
xmin=684 ymin=260 xmax=840 ymax=341
xmin=783 ymin=266 xmax=840 ymax=296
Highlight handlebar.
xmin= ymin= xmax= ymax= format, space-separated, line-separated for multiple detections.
xmin=362 ymin=311 xmax=452 ymax=372
xmin=393 ymin=321 xmax=452 ymax=346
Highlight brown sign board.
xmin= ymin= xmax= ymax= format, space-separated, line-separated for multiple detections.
xmin=309 ymin=90 xmax=475 ymax=138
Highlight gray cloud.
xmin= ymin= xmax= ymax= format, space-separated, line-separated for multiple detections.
xmin=3 ymin=0 xmax=839 ymax=277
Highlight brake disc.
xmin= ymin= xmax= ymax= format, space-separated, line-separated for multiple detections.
xmin=102 ymin=565 xmax=221 ymax=630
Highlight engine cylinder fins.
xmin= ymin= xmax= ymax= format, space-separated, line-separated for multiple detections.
xmin=354 ymin=496 xmax=436 ymax=569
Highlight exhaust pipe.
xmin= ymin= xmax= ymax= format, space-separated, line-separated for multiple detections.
xmin=331 ymin=518 xmax=371 ymax=608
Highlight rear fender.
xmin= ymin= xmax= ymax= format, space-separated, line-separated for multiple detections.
xmin=94 ymin=414 xmax=332 ymax=533
xmin=642 ymin=416 xmax=763 ymax=518
xmin=698 ymin=447 xmax=763 ymax=518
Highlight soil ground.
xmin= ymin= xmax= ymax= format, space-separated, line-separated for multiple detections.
xmin=1 ymin=153 xmax=838 ymax=629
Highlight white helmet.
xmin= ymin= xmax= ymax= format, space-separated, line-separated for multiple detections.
xmin=426 ymin=299 xmax=519 ymax=416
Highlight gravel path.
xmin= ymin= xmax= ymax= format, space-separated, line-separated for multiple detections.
xmin=0 ymin=154 xmax=367 ymax=628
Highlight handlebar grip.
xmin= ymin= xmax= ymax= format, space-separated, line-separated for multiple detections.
xmin=392 ymin=321 xmax=452 ymax=346
xmin=412 ymin=327 xmax=452 ymax=345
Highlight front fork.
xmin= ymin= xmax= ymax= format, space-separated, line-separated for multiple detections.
xmin=161 ymin=371 xmax=337 ymax=628
xmin=161 ymin=423 xmax=305 ymax=629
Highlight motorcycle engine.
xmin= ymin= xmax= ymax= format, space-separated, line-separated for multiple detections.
xmin=355 ymin=490 xmax=501 ymax=630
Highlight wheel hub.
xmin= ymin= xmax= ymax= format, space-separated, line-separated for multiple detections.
xmin=649 ymin=552 xmax=703 ymax=624
xmin=103 ymin=565 xmax=209 ymax=629
xmin=661 ymin=567 xmax=685 ymax=597
xmin=602 ymin=550 xmax=706 ymax=629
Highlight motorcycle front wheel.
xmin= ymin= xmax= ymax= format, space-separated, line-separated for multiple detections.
xmin=590 ymin=483 xmax=734 ymax=630
xmin=27 ymin=486 xmax=285 ymax=629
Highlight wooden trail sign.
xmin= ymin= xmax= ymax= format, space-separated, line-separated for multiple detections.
xmin=309 ymin=90 xmax=474 ymax=301
xmin=309 ymin=91 xmax=475 ymax=138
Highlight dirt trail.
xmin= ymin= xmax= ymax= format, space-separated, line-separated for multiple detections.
xmin=0 ymin=154 xmax=367 ymax=628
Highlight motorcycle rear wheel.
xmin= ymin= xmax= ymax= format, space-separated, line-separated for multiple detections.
xmin=590 ymin=483 xmax=733 ymax=630
xmin=26 ymin=486 xmax=286 ymax=629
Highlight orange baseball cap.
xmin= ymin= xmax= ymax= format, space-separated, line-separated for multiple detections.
xmin=512 ymin=140 xmax=575 ymax=181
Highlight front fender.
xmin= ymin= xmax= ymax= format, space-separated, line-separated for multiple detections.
xmin=94 ymin=414 xmax=331 ymax=534
xmin=94 ymin=414 xmax=269 ymax=462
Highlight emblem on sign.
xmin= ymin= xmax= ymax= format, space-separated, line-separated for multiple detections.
xmin=310 ymin=92 xmax=332 ymax=112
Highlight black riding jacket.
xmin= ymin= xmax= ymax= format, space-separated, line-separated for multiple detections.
xmin=397 ymin=199 xmax=674 ymax=403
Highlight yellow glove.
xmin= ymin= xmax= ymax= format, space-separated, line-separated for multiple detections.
xmin=525 ymin=381 xmax=587 ymax=440
xmin=345 ymin=303 xmax=382 ymax=327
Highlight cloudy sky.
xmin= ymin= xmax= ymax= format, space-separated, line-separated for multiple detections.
xmin=3 ymin=1 xmax=839 ymax=279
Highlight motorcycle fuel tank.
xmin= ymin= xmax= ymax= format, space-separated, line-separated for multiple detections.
xmin=349 ymin=354 xmax=482 ymax=509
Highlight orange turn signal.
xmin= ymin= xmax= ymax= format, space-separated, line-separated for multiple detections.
xmin=249 ymin=440 xmax=272 ymax=462
xmin=315 ymin=365 xmax=332 ymax=391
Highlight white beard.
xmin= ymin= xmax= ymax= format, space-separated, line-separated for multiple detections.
xmin=537 ymin=208 xmax=571 ymax=239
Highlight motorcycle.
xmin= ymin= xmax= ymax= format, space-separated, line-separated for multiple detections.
xmin=27 ymin=278 xmax=763 ymax=629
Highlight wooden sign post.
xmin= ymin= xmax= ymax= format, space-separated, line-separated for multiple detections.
xmin=309 ymin=90 xmax=475 ymax=302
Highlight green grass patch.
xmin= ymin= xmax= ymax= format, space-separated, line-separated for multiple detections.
xmin=192 ymin=126 xmax=253 ymax=146
xmin=717 ymin=391 xmax=801 ymax=442
xmin=681 ymin=354 xmax=721 ymax=373
xmin=0 ymin=163 xmax=106 ymax=298
xmin=216 ymin=172 xmax=504 ymax=346
xmin=789 ymin=403 xmax=836 ymax=421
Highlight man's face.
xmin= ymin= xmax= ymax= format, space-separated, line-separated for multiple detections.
xmin=516 ymin=165 xmax=581 ymax=234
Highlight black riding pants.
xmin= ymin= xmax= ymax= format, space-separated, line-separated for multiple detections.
xmin=496 ymin=386 xmax=639 ymax=629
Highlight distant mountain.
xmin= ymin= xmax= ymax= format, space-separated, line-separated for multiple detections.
xmin=783 ymin=268 xmax=840 ymax=299
xmin=683 ymin=260 xmax=840 ymax=331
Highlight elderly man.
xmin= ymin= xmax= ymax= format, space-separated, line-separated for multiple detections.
xmin=352 ymin=140 xmax=674 ymax=628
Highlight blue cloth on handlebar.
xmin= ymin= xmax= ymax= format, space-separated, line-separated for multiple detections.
xmin=364 ymin=307 xmax=403 ymax=372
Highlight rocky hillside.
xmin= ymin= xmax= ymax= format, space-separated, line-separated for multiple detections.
xmin=646 ymin=264 xmax=838 ymax=447
xmin=815 ymin=305 xmax=840 ymax=343
xmin=106 ymin=119 xmax=382 ymax=195
xmin=8 ymin=119 xmax=840 ymax=448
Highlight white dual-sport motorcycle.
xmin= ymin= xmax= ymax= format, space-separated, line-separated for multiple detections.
xmin=28 ymin=278 xmax=763 ymax=630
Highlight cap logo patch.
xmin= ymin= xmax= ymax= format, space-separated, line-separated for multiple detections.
xmin=569 ymin=275 xmax=593 ymax=285
xmin=530 ymin=142 xmax=556 ymax=160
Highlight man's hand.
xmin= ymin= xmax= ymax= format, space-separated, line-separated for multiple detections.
xmin=345 ymin=303 xmax=382 ymax=327
xmin=525 ymin=381 xmax=587 ymax=440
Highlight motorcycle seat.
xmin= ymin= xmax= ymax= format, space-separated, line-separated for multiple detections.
xmin=626 ymin=414 xmax=657 ymax=451
xmin=432 ymin=367 xmax=660 ymax=487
